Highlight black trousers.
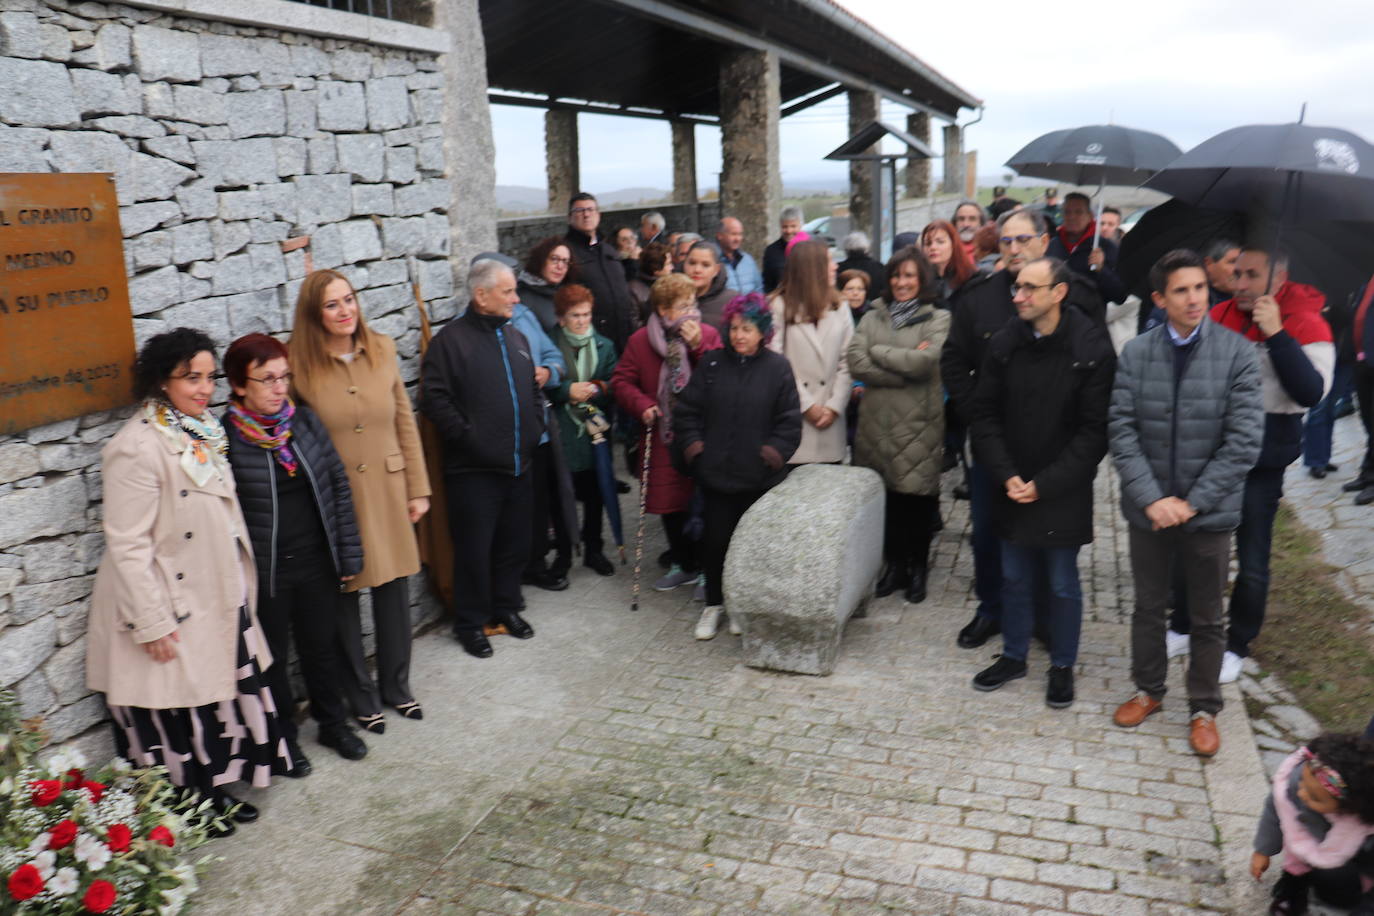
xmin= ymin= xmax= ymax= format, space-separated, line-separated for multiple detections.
xmin=661 ymin=509 xmax=699 ymax=573
xmin=571 ymin=468 xmax=604 ymax=553
xmin=1356 ymin=361 xmax=1374 ymax=478
xmin=702 ymin=487 xmax=766 ymax=606
xmin=337 ymin=576 xmax=414 ymax=715
xmin=884 ymin=490 xmax=938 ymax=567
xmin=528 ymin=442 xmax=572 ymax=571
xmin=258 ymin=549 xmax=350 ymax=739
xmin=447 ymin=471 xmax=532 ymax=632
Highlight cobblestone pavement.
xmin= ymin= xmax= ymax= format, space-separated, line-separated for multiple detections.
xmin=195 ymin=463 xmax=1280 ymax=915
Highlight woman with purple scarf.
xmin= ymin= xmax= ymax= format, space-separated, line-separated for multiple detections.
xmin=222 ymin=333 xmax=368 ymax=769
xmin=611 ymin=273 xmax=723 ymax=589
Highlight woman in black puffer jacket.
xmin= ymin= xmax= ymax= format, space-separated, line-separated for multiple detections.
xmin=673 ymin=292 xmax=802 ymax=640
xmin=222 ymin=333 xmax=367 ymax=771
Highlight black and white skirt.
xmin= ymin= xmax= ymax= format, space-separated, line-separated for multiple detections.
xmin=110 ymin=606 xmax=291 ymax=793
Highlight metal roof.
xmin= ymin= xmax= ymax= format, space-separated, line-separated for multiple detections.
xmin=825 ymin=121 xmax=936 ymax=161
xmin=479 ymin=0 xmax=980 ymax=124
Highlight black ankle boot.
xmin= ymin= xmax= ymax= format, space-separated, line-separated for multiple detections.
xmin=904 ymin=559 xmax=928 ymax=604
xmin=874 ymin=562 xmax=909 ymax=598
xmin=1270 ymin=871 xmax=1311 ymax=916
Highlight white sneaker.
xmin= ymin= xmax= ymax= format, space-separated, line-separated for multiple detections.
xmin=1165 ymin=629 xmax=1190 ymax=659
xmin=695 ymin=606 xmax=723 ymax=640
xmin=1218 ymin=650 xmax=1244 ymax=684
xmin=728 ymin=613 xmax=742 ymax=636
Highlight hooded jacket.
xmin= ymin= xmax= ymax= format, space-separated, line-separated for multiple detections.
xmin=672 ymin=343 xmax=802 ymax=494
xmin=1211 ymin=282 xmax=1334 ymax=468
xmin=970 ymin=308 xmax=1115 ymax=548
xmin=420 ymin=306 xmax=546 ymax=477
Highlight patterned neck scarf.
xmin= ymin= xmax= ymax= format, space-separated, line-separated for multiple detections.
xmin=646 ymin=307 xmax=702 ymax=443
xmin=143 ymin=400 xmax=230 ymax=488
xmin=227 ymin=398 xmax=299 ymax=477
xmin=889 ymin=297 xmax=928 ymax=330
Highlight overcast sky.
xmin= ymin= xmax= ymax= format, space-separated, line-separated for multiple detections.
xmin=489 ymin=0 xmax=1374 ymax=193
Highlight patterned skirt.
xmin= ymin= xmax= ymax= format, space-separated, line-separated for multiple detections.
xmin=110 ymin=606 xmax=291 ymax=794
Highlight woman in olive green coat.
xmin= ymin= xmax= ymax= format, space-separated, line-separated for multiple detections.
xmin=546 ymin=283 xmax=620 ymax=576
xmin=847 ymin=246 xmax=951 ymax=605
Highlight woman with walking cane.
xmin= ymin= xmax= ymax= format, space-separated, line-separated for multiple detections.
xmin=612 ymin=273 xmax=722 ymax=596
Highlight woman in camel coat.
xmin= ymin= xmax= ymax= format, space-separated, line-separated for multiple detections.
xmin=291 ymin=269 xmax=432 ymax=733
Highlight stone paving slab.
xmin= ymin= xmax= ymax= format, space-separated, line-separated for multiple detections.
xmin=194 ymin=466 xmax=1279 ymax=915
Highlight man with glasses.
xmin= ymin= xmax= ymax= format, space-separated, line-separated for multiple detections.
xmin=565 ymin=192 xmax=636 ymax=353
xmin=967 ymin=257 xmax=1114 ymax=708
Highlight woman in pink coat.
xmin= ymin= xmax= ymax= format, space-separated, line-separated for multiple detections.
xmin=611 ymin=273 xmax=721 ymax=590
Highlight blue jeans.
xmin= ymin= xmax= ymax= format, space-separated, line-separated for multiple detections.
xmin=969 ymin=463 xmax=1003 ymax=621
xmin=1303 ymin=358 xmax=1354 ymax=469
xmin=1000 ymin=542 xmax=1082 ymax=668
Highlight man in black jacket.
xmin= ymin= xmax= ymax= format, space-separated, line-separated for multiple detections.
xmin=762 ymin=206 xmax=804 ymax=293
xmin=968 ymin=258 xmax=1115 ymax=708
xmin=1047 ymin=193 xmax=1127 ymax=306
xmin=420 ymin=259 xmax=545 ymax=659
xmin=565 ymin=192 xmax=635 ymax=352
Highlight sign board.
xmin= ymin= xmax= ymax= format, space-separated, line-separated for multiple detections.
xmin=0 ymin=173 xmax=135 ymax=436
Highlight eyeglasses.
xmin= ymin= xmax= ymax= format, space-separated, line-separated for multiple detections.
xmin=570 ymin=206 xmax=598 ymax=216
xmin=1000 ymin=235 xmax=1039 ymax=247
xmin=1010 ymin=282 xmax=1057 ymax=296
xmin=247 ymin=373 xmax=293 ymax=388
xmin=547 ymin=256 xmax=571 ymax=265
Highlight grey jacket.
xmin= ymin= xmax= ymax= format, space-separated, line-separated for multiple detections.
xmin=1108 ymin=321 xmax=1263 ymax=532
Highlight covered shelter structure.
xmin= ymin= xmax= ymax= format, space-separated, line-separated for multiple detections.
xmin=478 ymin=0 xmax=982 ymax=260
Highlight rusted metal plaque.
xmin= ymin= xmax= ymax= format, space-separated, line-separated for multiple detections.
xmin=0 ymin=173 xmax=136 ymax=435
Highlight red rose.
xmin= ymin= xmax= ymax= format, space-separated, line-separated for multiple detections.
xmin=7 ymin=865 xmax=43 ymax=902
xmin=82 ymin=781 xmax=106 ymax=804
xmin=49 ymin=819 xmax=79 ymax=849
xmin=64 ymin=768 xmax=84 ymax=788
xmin=105 ymin=823 xmax=131 ymax=853
xmin=82 ymin=879 xmax=116 ymax=913
xmin=148 ymin=825 xmax=175 ymax=847
xmin=29 ymin=779 xmax=62 ymax=807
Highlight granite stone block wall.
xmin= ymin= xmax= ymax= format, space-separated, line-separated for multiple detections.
xmin=0 ymin=0 xmax=454 ymax=756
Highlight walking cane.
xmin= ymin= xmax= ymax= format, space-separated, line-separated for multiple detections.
xmin=631 ymin=420 xmax=654 ymax=612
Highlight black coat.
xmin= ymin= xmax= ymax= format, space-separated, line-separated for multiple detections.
xmin=1047 ymin=234 xmax=1126 ymax=306
xmin=516 ymin=274 xmax=559 ymax=339
xmin=762 ymin=237 xmax=788 ymax=293
xmin=672 ymin=344 xmax=802 ymax=494
xmin=224 ymin=404 xmax=363 ymax=595
xmin=969 ymin=307 xmax=1115 ymax=548
xmin=837 ymin=253 xmax=887 ymax=301
xmin=564 ymin=227 xmax=635 ymax=352
xmin=420 ymin=307 xmax=546 ymax=477
xmin=941 ymin=270 xmax=1105 ymax=422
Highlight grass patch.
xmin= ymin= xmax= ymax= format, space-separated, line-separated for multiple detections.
xmin=1251 ymin=503 xmax=1374 ymax=732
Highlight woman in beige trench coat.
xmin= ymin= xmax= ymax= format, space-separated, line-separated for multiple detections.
xmin=767 ymin=239 xmax=854 ymax=465
xmin=86 ymin=328 xmax=289 ymax=836
xmin=290 ymin=270 xmax=432 ymax=734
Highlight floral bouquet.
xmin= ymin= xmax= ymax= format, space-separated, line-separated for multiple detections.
xmin=0 ymin=691 xmax=222 ymax=915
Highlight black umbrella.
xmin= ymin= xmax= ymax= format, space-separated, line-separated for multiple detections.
xmin=1142 ymin=122 xmax=1374 ymax=223
xmin=1006 ymin=124 xmax=1182 ymax=248
xmin=1117 ymin=199 xmax=1374 ymax=307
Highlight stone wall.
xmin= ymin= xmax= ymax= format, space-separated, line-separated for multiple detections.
xmin=0 ymin=0 xmax=454 ymax=756
xmin=496 ymin=200 xmax=722 ymax=263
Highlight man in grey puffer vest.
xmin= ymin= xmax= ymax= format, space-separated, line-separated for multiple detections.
xmin=1107 ymin=250 xmax=1263 ymax=758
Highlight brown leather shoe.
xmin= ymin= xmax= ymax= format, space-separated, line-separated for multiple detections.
xmin=1189 ymin=712 xmax=1220 ymax=757
xmin=1112 ymin=692 xmax=1162 ymax=727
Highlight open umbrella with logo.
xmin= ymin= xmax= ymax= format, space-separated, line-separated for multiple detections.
xmin=1141 ymin=120 xmax=1374 ymax=292
xmin=1006 ymin=124 xmax=1182 ymax=248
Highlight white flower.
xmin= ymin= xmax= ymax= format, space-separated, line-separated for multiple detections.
xmin=171 ymin=862 xmax=199 ymax=893
xmin=159 ymin=886 xmax=188 ymax=916
xmin=0 ymin=776 xmax=11 ymax=795
xmin=49 ymin=867 xmax=79 ymax=897
xmin=31 ymin=850 xmax=56 ymax=880
xmin=43 ymin=748 xmax=87 ymax=777
xmin=74 ymin=832 xmax=111 ymax=871
xmin=25 ymin=833 xmax=50 ymax=857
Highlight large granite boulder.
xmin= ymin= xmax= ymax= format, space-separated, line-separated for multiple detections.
xmin=724 ymin=464 xmax=885 ymax=675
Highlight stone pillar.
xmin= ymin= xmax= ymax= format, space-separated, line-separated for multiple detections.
xmin=719 ymin=48 xmax=780 ymax=265
xmin=904 ymin=111 xmax=931 ymax=198
xmin=847 ymin=89 xmax=878 ymax=235
xmin=436 ymin=0 xmax=497 ymax=310
xmin=671 ymin=120 xmax=698 ymax=207
xmin=941 ymin=123 xmax=964 ymax=195
xmin=545 ymin=109 xmax=579 ymax=214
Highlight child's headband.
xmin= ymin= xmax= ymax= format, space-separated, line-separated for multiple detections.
xmin=1300 ymin=746 xmax=1348 ymax=800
